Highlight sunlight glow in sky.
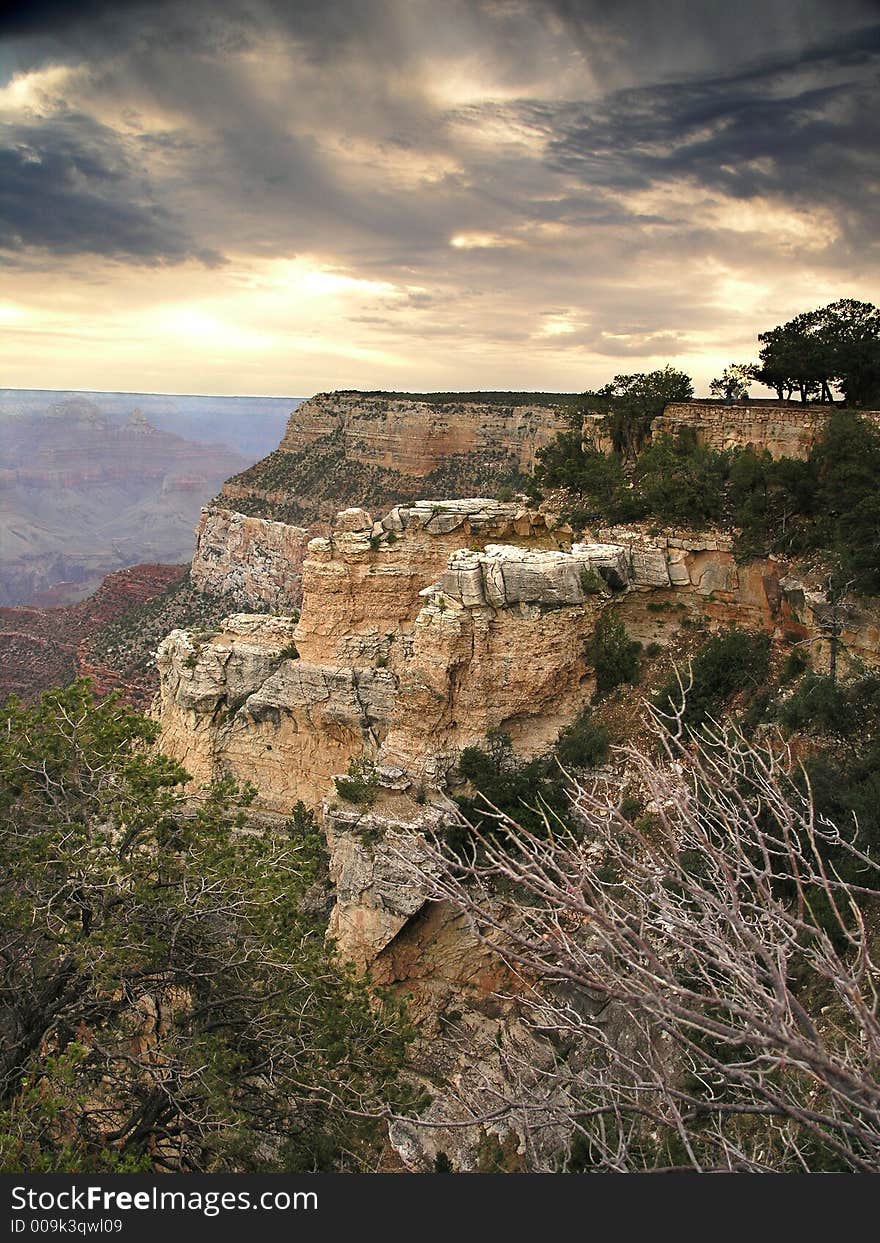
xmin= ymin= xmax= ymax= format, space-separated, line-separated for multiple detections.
xmin=0 ymin=0 xmax=877 ymax=396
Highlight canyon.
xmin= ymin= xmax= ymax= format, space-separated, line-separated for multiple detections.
xmin=10 ymin=387 xmax=880 ymax=1169
xmin=0 ymin=397 xmax=253 ymax=606
xmin=152 ymin=387 xmax=880 ymax=1167
xmin=0 ymin=563 xmax=187 ymax=705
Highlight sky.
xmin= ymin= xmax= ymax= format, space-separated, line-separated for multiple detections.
xmin=0 ymin=0 xmax=878 ymax=398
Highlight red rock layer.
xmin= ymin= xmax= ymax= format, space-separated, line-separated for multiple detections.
xmin=0 ymin=563 xmax=187 ymax=705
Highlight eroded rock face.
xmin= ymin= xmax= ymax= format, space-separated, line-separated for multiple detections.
xmin=278 ymin=392 xmax=574 ymax=477
xmin=156 ymin=495 xmax=880 ymax=1170
xmin=654 ymin=400 xmax=880 ymax=459
xmin=190 ymin=506 xmax=309 ymax=611
xmin=157 ymin=504 xmax=601 ymax=818
xmin=158 ymin=504 xmax=880 ymax=956
xmin=323 ymin=795 xmax=450 ymax=969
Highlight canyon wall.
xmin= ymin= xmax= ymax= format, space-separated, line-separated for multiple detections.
xmin=655 ymin=399 xmax=880 ymax=458
xmin=277 ymin=391 xmax=574 ymax=476
xmin=216 ymin=392 xmax=576 ymax=529
xmin=190 ymin=506 xmax=310 ymax=611
xmin=156 ymin=489 xmax=880 ymax=1168
xmin=157 ymin=496 xmax=880 ymax=972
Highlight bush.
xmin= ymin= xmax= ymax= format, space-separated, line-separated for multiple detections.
xmin=555 ymin=709 xmax=610 ymax=769
xmin=579 ymin=568 xmax=604 ymax=595
xmin=653 ymin=629 xmax=771 ymax=728
xmin=587 ymin=612 xmax=641 ymax=699
xmin=779 ymin=673 xmax=880 ymax=737
xmin=535 ymin=435 xmax=626 ymax=516
xmin=781 ymin=647 xmax=809 ymax=682
xmin=334 ymin=757 xmax=379 ymax=807
xmin=628 ymin=434 xmax=727 ymax=525
xmin=0 ymin=683 xmax=414 ymax=1172
xmin=277 ymin=642 xmax=300 ymax=661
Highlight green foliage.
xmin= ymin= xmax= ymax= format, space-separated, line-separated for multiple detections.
xmin=450 ymin=708 xmax=612 ymax=853
xmin=653 ymin=629 xmax=771 ymax=729
xmin=771 ymin=673 xmax=880 ymax=859
xmin=535 ymin=434 xmax=626 ymax=514
xmin=333 ymin=757 xmax=379 ymax=807
xmin=555 ymin=708 xmax=610 ymax=769
xmin=808 ymin=410 xmax=880 ymax=592
xmin=779 ymin=672 xmax=880 ymax=737
xmin=0 ymin=683 xmax=413 ymax=1172
xmin=277 ymin=641 xmax=300 ymax=661
xmin=781 ymin=646 xmax=810 ymax=683
xmin=586 ymin=612 xmax=641 ymax=699
xmin=579 ymin=567 xmax=604 ymax=595
xmin=597 ymin=366 xmax=694 ymax=457
xmin=527 ymin=396 xmax=880 ymax=594
xmin=626 ymin=433 xmax=727 ymax=524
xmin=754 ymin=299 xmax=880 ymax=406
xmin=709 ymin=363 xmax=755 ymax=401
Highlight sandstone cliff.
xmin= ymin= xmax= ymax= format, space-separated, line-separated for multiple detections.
xmin=156 ymin=488 xmax=880 ymax=1169
xmin=655 ymin=399 xmax=880 ymax=458
xmin=158 ymin=497 xmax=880 ymax=964
xmin=217 ymin=391 xmax=574 ymax=526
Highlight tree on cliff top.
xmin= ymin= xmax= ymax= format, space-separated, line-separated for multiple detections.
xmin=754 ymin=299 xmax=880 ymax=406
xmin=596 ymin=366 xmax=694 ymax=458
xmin=0 ymin=681 xmax=414 ymax=1173
xmin=709 ymin=363 xmax=755 ymax=401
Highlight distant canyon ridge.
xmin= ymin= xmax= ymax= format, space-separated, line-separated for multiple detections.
xmin=0 ymin=390 xmax=300 ymax=607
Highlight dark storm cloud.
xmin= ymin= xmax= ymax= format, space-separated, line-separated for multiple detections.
xmin=527 ymin=24 xmax=880 ymax=240
xmin=0 ymin=112 xmax=220 ymax=262
xmin=1 ymin=0 xmax=878 ymax=383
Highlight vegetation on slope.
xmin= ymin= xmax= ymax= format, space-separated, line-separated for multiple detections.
xmin=536 ymin=410 xmax=880 ymax=594
xmin=0 ymin=683 xmax=415 ymax=1173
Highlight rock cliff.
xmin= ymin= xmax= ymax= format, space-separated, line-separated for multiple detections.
xmin=157 ymin=497 xmax=880 ymax=969
xmin=655 ymin=399 xmax=880 ymax=458
xmin=156 ymin=487 xmax=880 ymax=1169
xmin=216 ymin=391 xmax=574 ymax=527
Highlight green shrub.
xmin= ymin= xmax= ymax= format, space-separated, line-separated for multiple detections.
xmin=653 ymin=629 xmax=771 ymax=728
xmin=535 ymin=435 xmax=626 ymax=517
xmin=334 ymin=758 xmax=379 ymax=807
xmin=579 ymin=568 xmax=604 ymax=595
xmin=628 ymin=433 xmax=727 ymax=525
xmin=779 ymin=673 xmax=880 ymax=737
xmin=277 ymin=642 xmax=300 ymax=661
xmin=587 ymin=612 xmax=641 ymax=699
xmin=555 ymin=708 xmax=610 ymax=769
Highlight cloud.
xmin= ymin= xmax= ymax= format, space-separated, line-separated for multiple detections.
xmin=0 ymin=112 xmax=220 ymax=263
xmin=0 ymin=0 xmax=877 ymax=394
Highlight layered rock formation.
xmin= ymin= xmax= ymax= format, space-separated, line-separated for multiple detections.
xmin=216 ymin=391 xmax=575 ymax=528
xmin=0 ymin=402 xmax=248 ymax=606
xmin=158 ymin=498 xmax=880 ymax=962
xmin=155 ymin=488 xmax=880 ymax=1169
xmin=190 ymin=506 xmax=310 ymax=611
xmin=654 ymin=399 xmax=880 ymax=458
xmin=0 ymin=563 xmax=187 ymax=703
xmin=157 ymin=499 xmax=580 ymax=826
xmin=277 ymin=391 xmax=575 ymax=475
